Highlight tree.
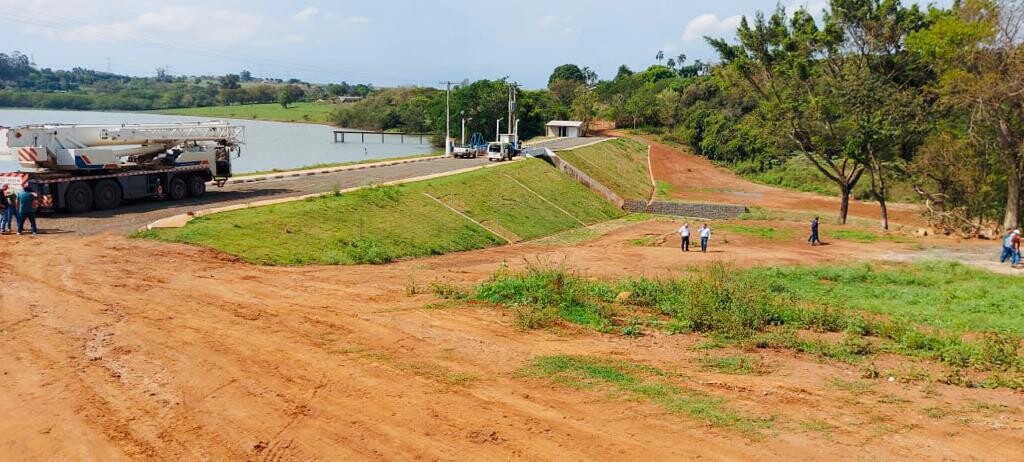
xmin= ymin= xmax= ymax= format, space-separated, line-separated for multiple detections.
xmin=909 ymin=0 xmax=1024 ymax=230
xmin=655 ymin=50 xmax=665 ymax=64
xmin=709 ymin=9 xmax=866 ymax=224
xmin=709 ymin=2 xmax=931 ymax=228
xmin=666 ymin=58 xmax=677 ymax=69
xmin=581 ymin=66 xmax=598 ymax=86
xmin=615 ymin=65 xmax=634 ymax=80
xmin=277 ymin=85 xmax=303 ymax=108
xmin=218 ymin=74 xmax=240 ymax=90
xmin=571 ymin=87 xmax=598 ymax=135
xmin=548 ymin=64 xmax=586 ymax=85
xmin=239 ymin=70 xmax=253 ymax=81
xmin=549 ymin=79 xmax=583 ymax=106
xmin=825 ymin=0 xmax=932 ymax=230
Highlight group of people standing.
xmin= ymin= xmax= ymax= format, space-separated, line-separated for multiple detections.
xmin=677 ymin=217 xmax=822 ymax=254
xmin=0 ymin=185 xmax=39 ymax=235
xmin=677 ymin=223 xmax=713 ymax=253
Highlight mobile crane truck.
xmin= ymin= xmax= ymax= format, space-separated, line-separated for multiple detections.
xmin=0 ymin=121 xmax=243 ymax=213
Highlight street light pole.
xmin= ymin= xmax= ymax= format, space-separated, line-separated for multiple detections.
xmin=496 ymin=118 xmax=504 ymax=142
xmin=440 ymin=81 xmax=454 ymax=155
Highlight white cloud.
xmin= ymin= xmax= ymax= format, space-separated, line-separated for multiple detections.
xmin=54 ymin=6 xmax=266 ymax=45
xmin=348 ymin=16 xmax=371 ymax=24
xmin=293 ymin=6 xmax=319 ymax=21
xmin=682 ymin=13 xmax=743 ymax=41
xmin=539 ymin=15 xmax=557 ymax=27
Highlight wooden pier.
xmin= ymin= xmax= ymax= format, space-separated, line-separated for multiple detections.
xmin=333 ymin=129 xmax=432 ymax=145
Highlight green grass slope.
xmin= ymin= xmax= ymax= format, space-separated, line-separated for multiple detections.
xmin=140 ymin=159 xmax=624 ymax=265
xmin=556 ymin=138 xmax=653 ymax=200
xmin=156 ymin=102 xmax=337 ymax=124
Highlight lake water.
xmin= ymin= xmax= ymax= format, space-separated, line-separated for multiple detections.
xmin=0 ymin=108 xmax=434 ymax=174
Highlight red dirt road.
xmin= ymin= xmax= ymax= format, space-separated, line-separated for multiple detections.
xmin=643 ymin=137 xmax=924 ymax=228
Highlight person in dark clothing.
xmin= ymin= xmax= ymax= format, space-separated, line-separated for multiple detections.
xmin=15 ymin=189 xmax=38 ymax=235
xmin=0 ymin=185 xmax=11 ymax=233
xmin=809 ymin=217 xmax=821 ymax=246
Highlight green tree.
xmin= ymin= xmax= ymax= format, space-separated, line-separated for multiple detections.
xmin=908 ymin=0 xmax=1024 ymax=229
xmin=615 ymin=65 xmax=634 ymax=80
xmin=710 ymin=1 xmax=931 ymax=227
xmin=548 ymin=64 xmax=586 ymax=85
xmin=571 ymin=87 xmax=598 ymax=135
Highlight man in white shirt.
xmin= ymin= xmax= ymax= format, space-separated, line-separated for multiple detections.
xmin=699 ymin=224 xmax=712 ymax=253
xmin=679 ymin=223 xmax=690 ymax=252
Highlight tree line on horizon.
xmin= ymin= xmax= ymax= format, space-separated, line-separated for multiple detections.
xmin=0 ymin=54 xmax=374 ymax=111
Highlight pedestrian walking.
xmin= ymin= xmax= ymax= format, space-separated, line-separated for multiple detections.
xmin=699 ymin=223 xmax=712 ymax=253
xmin=679 ymin=223 xmax=690 ymax=252
xmin=809 ymin=216 xmax=821 ymax=246
xmin=0 ymin=185 xmax=11 ymax=233
xmin=1013 ymin=230 xmax=1022 ymax=268
xmin=1001 ymin=229 xmax=1018 ymax=265
xmin=15 ymin=188 xmax=38 ymax=235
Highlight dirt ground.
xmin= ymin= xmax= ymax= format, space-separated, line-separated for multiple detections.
xmin=1 ymin=139 xmax=1021 ymax=461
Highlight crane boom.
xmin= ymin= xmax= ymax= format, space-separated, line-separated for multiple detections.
xmin=3 ymin=121 xmax=243 ymax=171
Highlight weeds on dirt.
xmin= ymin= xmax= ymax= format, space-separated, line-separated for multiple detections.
xmin=700 ymin=355 xmax=767 ymax=375
xmin=430 ymin=282 xmax=469 ymax=300
xmin=471 ymin=261 xmax=1024 ymax=389
xmin=523 ymin=355 xmax=769 ymax=433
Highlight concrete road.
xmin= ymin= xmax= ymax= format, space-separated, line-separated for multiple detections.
xmin=35 ymin=156 xmax=490 ymax=235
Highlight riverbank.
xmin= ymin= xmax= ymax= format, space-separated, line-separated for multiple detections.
xmin=154 ymin=102 xmax=338 ymax=124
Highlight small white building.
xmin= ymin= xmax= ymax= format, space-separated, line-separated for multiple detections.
xmin=546 ymin=120 xmax=584 ymax=138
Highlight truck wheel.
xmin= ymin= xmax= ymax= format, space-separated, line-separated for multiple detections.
xmin=168 ymin=177 xmax=188 ymax=200
xmin=187 ymin=176 xmax=206 ymax=197
xmin=65 ymin=182 xmax=94 ymax=213
xmin=92 ymin=180 xmax=122 ymax=210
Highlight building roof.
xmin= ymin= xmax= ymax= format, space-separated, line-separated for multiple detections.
xmin=546 ymin=120 xmax=584 ymax=128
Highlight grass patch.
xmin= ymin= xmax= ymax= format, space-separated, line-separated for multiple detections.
xmin=717 ymin=224 xmax=795 ymax=241
xmin=155 ymin=102 xmax=337 ymax=124
xmin=468 ymin=260 xmax=1024 ymax=386
xmin=824 ymin=228 xmax=912 ymax=244
xmin=237 ymin=152 xmax=442 ymax=176
xmin=700 ymin=355 xmax=766 ymax=375
xmin=141 ymin=159 xmax=624 ymax=265
xmin=656 ymin=180 xmax=673 ymax=198
xmin=523 ymin=355 xmax=767 ymax=433
xmin=749 ymin=261 xmax=1024 ymax=335
xmin=556 ymin=138 xmax=653 ymax=199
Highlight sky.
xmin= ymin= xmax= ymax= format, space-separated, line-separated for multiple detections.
xmin=0 ymin=0 xmax=953 ymax=89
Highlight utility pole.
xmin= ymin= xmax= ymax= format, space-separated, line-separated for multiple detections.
xmin=439 ymin=81 xmax=456 ymax=155
xmin=506 ymin=82 xmax=520 ymax=139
